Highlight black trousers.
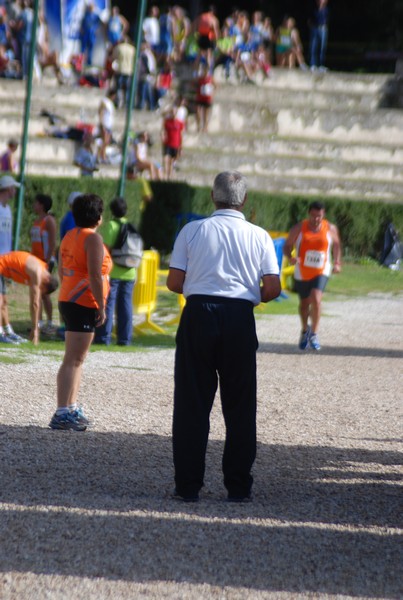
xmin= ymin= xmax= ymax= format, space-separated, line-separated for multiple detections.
xmin=173 ymin=295 xmax=258 ymax=498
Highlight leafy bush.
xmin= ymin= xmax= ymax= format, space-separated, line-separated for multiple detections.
xmin=13 ymin=176 xmax=403 ymax=260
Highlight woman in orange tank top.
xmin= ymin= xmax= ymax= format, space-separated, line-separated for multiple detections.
xmin=50 ymin=193 xmax=112 ymax=431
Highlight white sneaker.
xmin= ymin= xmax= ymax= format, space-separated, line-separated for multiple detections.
xmin=0 ymin=333 xmax=18 ymax=344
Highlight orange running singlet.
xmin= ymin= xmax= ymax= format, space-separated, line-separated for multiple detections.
xmin=30 ymin=217 xmax=48 ymax=261
xmin=0 ymin=251 xmax=47 ymax=284
xmin=294 ymin=219 xmax=332 ymax=281
xmin=59 ymin=228 xmax=112 ymax=308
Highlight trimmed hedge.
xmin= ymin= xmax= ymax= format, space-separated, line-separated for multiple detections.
xmin=13 ymin=175 xmax=403 ymax=260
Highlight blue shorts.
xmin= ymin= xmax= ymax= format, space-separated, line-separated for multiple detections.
xmin=294 ymin=275 xmax=329 ymax=299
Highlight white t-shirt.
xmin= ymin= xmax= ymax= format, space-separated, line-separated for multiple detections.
xmin=99 ymin=97 xmax=115 ymax=130
xmin=0 ymin=203 xmax=12 ymax=255
xmin=170 ymin=209 xmax=279 ymax=305
xmin=142 ymin=17 xmax=160 ymax=46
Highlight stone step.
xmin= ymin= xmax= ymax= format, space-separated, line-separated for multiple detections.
xmin=174 ymin=165 xmax=403 ymax=202
xmin=183 ymin=132 xmax=403 ymax=162
xmin=178 ymin=147 xmax=403 ymax=182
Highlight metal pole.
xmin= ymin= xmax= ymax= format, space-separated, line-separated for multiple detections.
xmin=14 ymin=0 xmax=39 ymax=250
xmin=118 ymin=0 xmax=148 ymax=198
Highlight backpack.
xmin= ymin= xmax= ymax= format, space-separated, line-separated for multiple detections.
xmin=111 ymin=221 xmax=143 ymax=268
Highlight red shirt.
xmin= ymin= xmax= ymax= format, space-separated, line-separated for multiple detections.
xmin=164 ymin=118 xmax=184 ymax=149
xmin=196 ymin=75 xmax=214 ymax=104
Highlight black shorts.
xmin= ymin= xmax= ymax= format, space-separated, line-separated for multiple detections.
xmin=294 ymin=275 xmax=329 ymax=299
xmin=163 ymin=145 xmax=179 ymax=159
xmin=0 ymin=275 xmax=6 ymax=295
xmin=59 ymin=301 xmax=97 ymax=333
xmin=198 ymin=35 xmax=215 ymax=50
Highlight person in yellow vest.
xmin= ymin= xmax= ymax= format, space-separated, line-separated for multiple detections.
xmin=0 ymin=251 xmax=58 ymax=345
xmin=283 ymin=201 xmax=342 ymax=351
xmin=30 ymin=193 xmax=57 ymax=333
xmin=51 ymin=193 xmax=112 ymax=431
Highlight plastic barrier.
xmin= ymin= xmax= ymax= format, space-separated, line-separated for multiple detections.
xmin=133 ymin=249 xmax=166 ymax=335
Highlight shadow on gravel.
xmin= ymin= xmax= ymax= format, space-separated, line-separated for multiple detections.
xmin=259 ymin=342 xmax=403 ymax=358
xmin=1 ymin=425 xmax=402 ymax=597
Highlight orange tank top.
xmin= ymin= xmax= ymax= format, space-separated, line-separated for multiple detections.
xmin=0 ymin=251 xmax=47 ymax=284
xmin=30 ymin=217 xmax=47 ymax=261
xmin=59 ymin=228 xmax=112 ymax=308
xmin=294 ymin=219 xmax=332 ymax=281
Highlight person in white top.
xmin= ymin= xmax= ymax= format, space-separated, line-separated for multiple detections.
xmin=167 ymin=170 xmax=281 ymax=503
xmin=142 ymin=5 xmax=160 ymax=52
xmin=128 ymin=131 xmax=161 ymax=179
xmin=0 ymin=175 xmax=26 ymax=343
xmin=98 ymin=89 xmax=116 ymax=163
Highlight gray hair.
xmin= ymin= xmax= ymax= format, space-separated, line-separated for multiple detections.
xmin=212 ymin=171 xmax=248 ymax=207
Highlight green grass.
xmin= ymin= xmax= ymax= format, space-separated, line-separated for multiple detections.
xmin=4 ymin=261 xmax=402 ymax=350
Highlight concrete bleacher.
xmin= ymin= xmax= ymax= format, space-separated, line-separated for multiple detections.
xmin=1 ymin=67 xmax=402 ymax=201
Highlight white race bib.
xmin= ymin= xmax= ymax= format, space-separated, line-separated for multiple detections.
xmin=304 ymin=250 xmax=325 ymax=269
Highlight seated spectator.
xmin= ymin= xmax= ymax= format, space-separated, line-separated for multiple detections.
xmin=97 ymin=89 xmax=116 ymax=163
xmin=36 ymin=10 xmax=63 ymax=84
xmin=275 ymin=15 xmax=293 ymax=67
xmin=0 ymin=138 xmax=18 ymax=173
xmin=289 ymin=17 xmax=308 ymax=70
xmin=0 ymin=42 xmax=21 ymax=79
xmin=74 ymin=132 xmax=99 ymax=177
xmin=214 ymin=25 xmax=236 ymax=79
xmin=127 ymin=131 xmax=161 ymax=180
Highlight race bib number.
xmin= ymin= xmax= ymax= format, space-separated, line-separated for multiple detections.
xmin=304 ymin=250 xmax=325 ymax=269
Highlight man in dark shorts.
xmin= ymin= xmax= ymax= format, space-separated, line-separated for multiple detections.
xmin=283 ymin=201 xmax=342 ymax=351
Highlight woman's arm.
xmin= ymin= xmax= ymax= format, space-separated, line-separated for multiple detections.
xmin=86 ymin=232 xmax=107 ymax=325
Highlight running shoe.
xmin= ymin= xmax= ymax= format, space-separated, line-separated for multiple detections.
xmin=309 ymin=333 xmax=321 ymax=351
xmin=49 ymin=411 xmax=87 ymax=431
xmin=298 ymin=327 xmax=310 ymax=350
xmin=0 ymin=333 xmax=18 ymax=344
xmin=70 ymin=407 xmax=90 ymax=427
xmin=6 ymin=332 xmax=28 ymax=343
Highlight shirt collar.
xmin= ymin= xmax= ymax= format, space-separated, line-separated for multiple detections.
xmin=212 ymin=209 xmax=246 ymax=220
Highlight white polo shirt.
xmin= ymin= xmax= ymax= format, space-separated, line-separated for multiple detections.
xmin=170 ymin=209 xmax=279 ymax=305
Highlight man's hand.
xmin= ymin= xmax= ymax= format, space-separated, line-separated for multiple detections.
xmin=332 ymin=262 xmax=342 ymax=274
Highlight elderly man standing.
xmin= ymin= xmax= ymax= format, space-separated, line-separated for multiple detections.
xmin=167 ymin=171 xmax=281 ymax=503
xmin=0 ymin=251 xmax=58 ymax=345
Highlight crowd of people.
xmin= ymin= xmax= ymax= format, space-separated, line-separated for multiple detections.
xmin=0 ymin=168 xmax=342 ymax=503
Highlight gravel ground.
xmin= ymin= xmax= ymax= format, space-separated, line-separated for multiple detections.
xmin=0 ymin=294 xmax=402 ymax=600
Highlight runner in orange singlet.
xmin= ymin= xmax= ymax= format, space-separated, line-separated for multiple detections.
xmin=30 ymin=193 xmax=57 ymax=331
xmin=0 ymin=251 xmax=58 ymax=345
xmin=284 ymin=201 xmax=341 ymax=350
xmin=51 ymin=193 xmax=112 ymax=431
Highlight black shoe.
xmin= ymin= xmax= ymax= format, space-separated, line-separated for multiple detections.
xmin=172 ymin=489 xmax=199 ymax=503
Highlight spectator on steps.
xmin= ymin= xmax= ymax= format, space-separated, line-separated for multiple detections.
xmin=74 ymin=132 xmax=99 ymax=177
xmin=0 ymin=138 xmax=18 ymax=173
xmin=309 ymin=0 xmax=329 ymax=72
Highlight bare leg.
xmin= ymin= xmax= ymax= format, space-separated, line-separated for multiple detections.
xmin=1 ymin=294 xmax=8 ymax=326
xmin=299 ymin=296 xmax=310 ymax=331
xmin=56 ymin=331 xmax=94 ymax=408
xmin=308 ymin=288 xmax=323 ymax=334
xmin=42 ymin=294 xmax=53 ymax=322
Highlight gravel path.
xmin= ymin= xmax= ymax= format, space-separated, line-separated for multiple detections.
xmin=0 ymin=294 xmax=402 ymax=600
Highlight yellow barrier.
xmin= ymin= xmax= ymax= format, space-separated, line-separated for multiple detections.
xmin=133 ymin=250 xmax=166 ymax=335
xmin=157 ymin=267 xmax=185 ymax=325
